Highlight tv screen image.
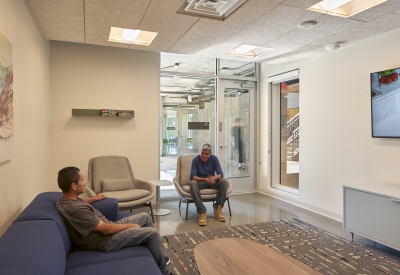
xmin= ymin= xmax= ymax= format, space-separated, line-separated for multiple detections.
xmin=371 ymin=67 xmax=400 ymax=138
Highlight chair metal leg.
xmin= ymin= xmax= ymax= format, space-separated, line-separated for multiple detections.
xmin=148 ymin=202 xmax=155 ymax=223
xmin=227 ymin=196 xmax=232 ymax=216
xmin=185 ymin=200 xmax=189 ymax=220
xmin=179 ymin=198 xmax=181 ymax=208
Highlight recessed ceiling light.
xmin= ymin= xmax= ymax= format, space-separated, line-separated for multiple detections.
xmin=177 ymin=0 xmax=247 ymax=20
xmin=227 ymin=45 xmax=274 ymax=58
xmin=108 ymin=27 xmax=157 ymax=46
xmin=308 ymin=0 xmax=388 ymax=18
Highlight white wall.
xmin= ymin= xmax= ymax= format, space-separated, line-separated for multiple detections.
xmin=0 ymin=0 xmax=50 ymax=235
xmin=49 ymin=41 xmax=160 ymax=191
xmin=259 ymin=27 xmax=400 ymax=220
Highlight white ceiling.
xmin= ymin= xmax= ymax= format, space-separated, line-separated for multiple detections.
xmin=24 ymin=0 xmax=400 ymax=64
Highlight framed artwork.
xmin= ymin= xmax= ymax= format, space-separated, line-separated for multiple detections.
xmin=0 ymin=31 xmax=13 ymax=164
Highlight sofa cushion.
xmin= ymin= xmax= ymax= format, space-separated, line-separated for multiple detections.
xmin=0 ymin=220 xmax=66 ymax=275
xmin=64 ymin=257 xmax=162 ymax=275
xmin=66 ymin=245 xmax=153 ymax=270
xmin=102 ymin=189 xmax=150 ymax=202
xmin=102 ymin=178 xmax=133 ymax=192
xmin=13 ymin=192 xmax=71 ymax=254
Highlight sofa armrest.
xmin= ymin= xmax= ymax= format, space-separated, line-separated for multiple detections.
xmin=91 ymin=198 xmax=119 ymax=221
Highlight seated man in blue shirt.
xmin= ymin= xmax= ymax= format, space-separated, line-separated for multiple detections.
xmin=190 ymin=143 xmax=229 ymax=226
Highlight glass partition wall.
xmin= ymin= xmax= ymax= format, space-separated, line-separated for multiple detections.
xmin=160 ymin=53 xmax=257 ymax=197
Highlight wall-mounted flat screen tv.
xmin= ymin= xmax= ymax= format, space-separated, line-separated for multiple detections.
xmin=371 ymin=67 xmax=400 ymax=138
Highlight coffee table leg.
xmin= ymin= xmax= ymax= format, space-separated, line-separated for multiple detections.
xmin=151 ymin=185 xmax=171 ymax=216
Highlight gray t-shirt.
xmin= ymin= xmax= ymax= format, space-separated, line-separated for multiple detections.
xmin=56 ymin=196 xmax=113 ymax=251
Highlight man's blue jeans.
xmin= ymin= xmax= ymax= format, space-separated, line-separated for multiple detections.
xmin=103 ymin=213 xmax=169 ymax=275
xmin=189 ymin=178 xmax=229 ymax=214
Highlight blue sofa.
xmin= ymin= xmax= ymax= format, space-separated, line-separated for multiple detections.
xmin=0 ymin=192 xmax=162 ymax=275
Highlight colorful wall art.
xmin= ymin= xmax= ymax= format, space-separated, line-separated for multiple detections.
xmin=0 ymin=31 xmax=13 ymax=164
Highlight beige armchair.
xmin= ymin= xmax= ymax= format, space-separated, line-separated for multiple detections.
xmin=173 ymin=153 xmax=232 ymax=220
xmin=85 ymin=156 xmax=156 ymax=222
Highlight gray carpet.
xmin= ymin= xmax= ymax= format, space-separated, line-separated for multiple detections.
xmin=162 ymin=219 xmax=400 ymax=275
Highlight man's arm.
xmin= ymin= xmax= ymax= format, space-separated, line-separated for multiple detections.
xmin=192 ymin=176 xmax=209 ymax=183
xmin=81 ymin=193 xmax=107 ymax=204
xmin=93 ymin=220 xmax=140 ymax=235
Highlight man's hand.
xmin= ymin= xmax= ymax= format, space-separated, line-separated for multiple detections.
xmin=206 ymin=175 xmax=216 ymax=184
xmin=94 ymin=193 xmax=107 ymax=201
xmin=81 ymin=193 xmax=107 ymax=204
xmin=94 ymin=220 xmax=141 ymax=235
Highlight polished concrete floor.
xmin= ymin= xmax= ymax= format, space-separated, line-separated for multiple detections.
xmin=129 ymin=192 xmax=400 ymax=260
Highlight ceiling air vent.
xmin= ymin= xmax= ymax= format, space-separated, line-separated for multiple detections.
xmin=177 ymin=0 xmax=247 ymax=20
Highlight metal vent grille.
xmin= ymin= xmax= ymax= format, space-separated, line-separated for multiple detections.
xmin=177 ymin=0 xmax=247 ymax=20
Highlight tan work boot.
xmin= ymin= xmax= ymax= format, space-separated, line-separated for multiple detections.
xmin=213 ymin=205 xmax=226 ymax=222
xmin=198 ymin=212 xmax=207 ymax=226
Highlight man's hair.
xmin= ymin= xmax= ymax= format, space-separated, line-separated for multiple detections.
xmin=201 ymin=143 xmax=212 ymax=153
xmin=235 ymin=117 xmax=241 ymax=123
xmin=58 ymin=167 xmax=80 ymax=192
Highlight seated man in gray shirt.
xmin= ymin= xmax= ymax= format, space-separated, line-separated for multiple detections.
xmin=56 ymin=166 xmax=172 ymax=275
xmin=190 ymin=143 xmax=229 ymax=226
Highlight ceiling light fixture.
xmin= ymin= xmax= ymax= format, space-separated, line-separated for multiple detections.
xmin=121 ymin=29 xmax=141 ymax=41
xmin=308 ymin=0 xmax=388 ymax=18
xmin=108 ymin=27 xmax=157 ymax=46
xmin=235 ymin=45 xmax=257 ymax=54
xmin=320 ymin=0 xmax=352 ymax=11
xmin=227 ymin=45 xmax=274 ymax=58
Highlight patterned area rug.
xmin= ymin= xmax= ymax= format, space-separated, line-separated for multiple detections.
xmin=162 ymin=219 xmax=400 ymax=275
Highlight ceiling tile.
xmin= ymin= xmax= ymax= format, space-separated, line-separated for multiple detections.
xmin=24 ymin=0 xmax=84 ymax=42
xmin=350 ymin=0 xmax=400 ymax=21
xmin=265 ymin=15 xmax=363 ymax=52
xmin=134 ymin=0 xmax=200 ymax=52
xmin=310 ymin=12 xmax=400 ymax=48
xmin=84 ymin=0 xmax=150 ymax=45
xmin=168 ymin=0 xmax=283 ymax=54
xmin=281 ymin=0 xmax=320 ymax=10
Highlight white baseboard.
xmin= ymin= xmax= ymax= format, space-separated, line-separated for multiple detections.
xmin=259 ymin=188 xmax=343 ymax=222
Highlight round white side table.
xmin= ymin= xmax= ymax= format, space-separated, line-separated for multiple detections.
xmin=148 ymin=180 xmax=173 ymax=216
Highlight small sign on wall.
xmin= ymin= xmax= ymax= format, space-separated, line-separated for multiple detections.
xmin=167 ymin=127 xmax=175 ymax=130
xmin=188 ymin=122 xmax=209 ymax=130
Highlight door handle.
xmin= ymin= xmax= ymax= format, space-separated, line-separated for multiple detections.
xmin=219 ymin=145 xmax=226 ymax=149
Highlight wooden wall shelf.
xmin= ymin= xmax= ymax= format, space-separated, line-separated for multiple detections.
xmin=72 ymin=109 xmax=134 ymax=118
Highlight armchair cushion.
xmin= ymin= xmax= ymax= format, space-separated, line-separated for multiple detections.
xmin=102 ymin=178 xmax=133 ymax=192
xmin=102 ymin=189 xmax=150 ymax=202
xmin=179 ymin=154 xmax=197 ymax=186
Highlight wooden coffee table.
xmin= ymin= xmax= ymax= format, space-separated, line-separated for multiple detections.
xmin=194 ymin=238 xmax=321 ymax=275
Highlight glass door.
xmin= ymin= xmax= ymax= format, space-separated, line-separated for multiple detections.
xmin=217 ymin=79 xmax=256 ymax=193
xmin=178 ymin=109 xmax=195 ymax=154
xmin=271 ymin=79 xmax=300 ymax=192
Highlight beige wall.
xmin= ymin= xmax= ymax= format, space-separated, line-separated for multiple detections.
xmin=0 ymin=0 xmax=50 ymax=235
xmin=49 ymin=41 xmax=160 ymax=191
xmin=259 ymin=27 xmax=400 ymax=220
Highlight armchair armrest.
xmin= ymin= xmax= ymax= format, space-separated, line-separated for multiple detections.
xmin=91 ymin=198 xmax=119 ymax=221
xmin=85 ymin=186 xmax=96 ymax=197
xmin=135 ymin=179 xmax=156 ymax=193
